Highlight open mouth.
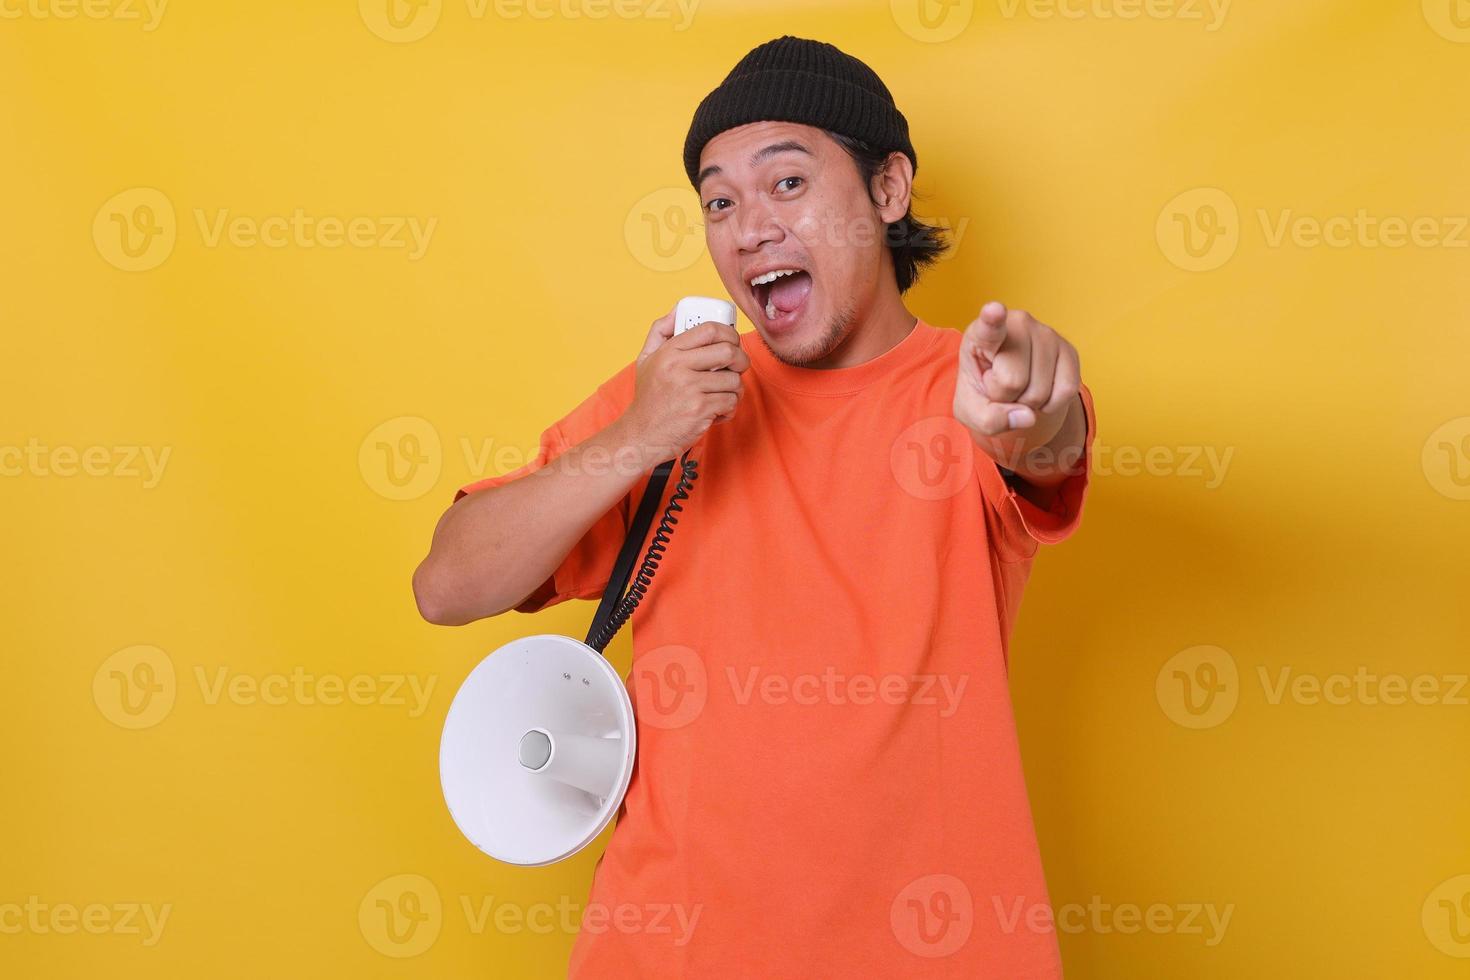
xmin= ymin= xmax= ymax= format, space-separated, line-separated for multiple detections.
xmin=748 ymin=267 xmax=813 ymax=333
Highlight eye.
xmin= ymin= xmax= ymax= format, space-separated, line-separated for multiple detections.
xmin=776 ymin=176 xmax=803 ymax=193
xmin=703 ymin=197 xmax=732 ymax=214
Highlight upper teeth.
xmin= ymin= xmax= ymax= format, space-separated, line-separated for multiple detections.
xmin=749 ymin=268 xmax=800 ymax=287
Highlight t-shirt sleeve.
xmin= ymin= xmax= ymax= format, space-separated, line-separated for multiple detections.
xmin=976 ymin=382 xmax=1098 ymax=562
xmin=452 ymin=360 xmax=640 ymax=614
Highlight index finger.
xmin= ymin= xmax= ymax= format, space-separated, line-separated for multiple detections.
xmin=673 ymin=319 xmax=739 ymax=350
xmin=966 ymin=301 xmax=1009 ymax=359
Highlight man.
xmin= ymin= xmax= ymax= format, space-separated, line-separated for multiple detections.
xmin=414 ymin=35 xmax=1095 ymax=978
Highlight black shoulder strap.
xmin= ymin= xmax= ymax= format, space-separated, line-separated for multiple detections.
xmin=585 ymin=460 xmax=674 ymax=648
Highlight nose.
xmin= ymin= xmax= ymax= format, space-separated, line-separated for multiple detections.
xmin=735 ymin=197 xmax=783 ymax=253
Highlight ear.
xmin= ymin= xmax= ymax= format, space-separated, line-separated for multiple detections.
xmin=870 ymin=151 xmax=914 ymax=224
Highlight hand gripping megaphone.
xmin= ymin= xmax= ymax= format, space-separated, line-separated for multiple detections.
xmin=438 ymin=297 xmax=736 ymax=866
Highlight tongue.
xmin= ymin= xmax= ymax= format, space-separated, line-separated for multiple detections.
xmin=769 ymin=271 xmax=812 ymax=314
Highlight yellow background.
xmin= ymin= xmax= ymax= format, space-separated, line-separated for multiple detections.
xmin=3 ymin=0 xmax=1468 ymax=976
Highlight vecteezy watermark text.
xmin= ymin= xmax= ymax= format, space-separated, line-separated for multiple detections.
xmin=358 ymin=0 xmax=701 ymax=43
xmin=726 ymin=666 xmax=968 ymax=718
xmin=995 ymin=0 xmax=1230 ymax=31
xmin=0 ymin=897 xmax=171 ymax=946
xmin=93 ymin=188 xmax=437 ymax=272
xmin=0 ymin=0 xmax=167 ymax=30
xmin=992 ymin=895 xmax=1234 ymax=946
xmin=357 ymin=874 xmax=702 ymax=958
xmin=0 ymin=439 xmax=171 ymax=488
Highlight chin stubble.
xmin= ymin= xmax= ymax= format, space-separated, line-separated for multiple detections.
xmin=766 ymin=299 xmax=857 ymax=368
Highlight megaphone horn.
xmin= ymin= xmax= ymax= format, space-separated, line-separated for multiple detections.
xmin=439 ymin=633 xmax=637 ymax=867
xmin=517 ymin=727 xmax=624 ymax=800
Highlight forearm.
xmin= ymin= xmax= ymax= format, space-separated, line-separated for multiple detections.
xmin=412 ymin=416 xmax=667 ymax=625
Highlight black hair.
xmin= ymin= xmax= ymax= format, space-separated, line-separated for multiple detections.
xmin=824 ymin=130 xmax=952 ymax=294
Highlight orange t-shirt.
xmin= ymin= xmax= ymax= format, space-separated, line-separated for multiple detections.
xmin=456 ymin=318 xmax=1096 ymax=978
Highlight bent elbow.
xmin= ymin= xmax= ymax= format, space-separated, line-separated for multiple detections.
xmin=413 ymin=558 xmax=467 ymax=627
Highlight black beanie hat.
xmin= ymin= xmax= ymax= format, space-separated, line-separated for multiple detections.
xmin=682 ymin=35 xmax=917 ymax=188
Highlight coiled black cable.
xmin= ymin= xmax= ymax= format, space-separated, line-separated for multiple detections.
xmin=585 ymin=449 xmax=699 ymax=653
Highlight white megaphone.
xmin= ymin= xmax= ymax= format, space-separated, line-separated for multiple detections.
xmin=439 ymin=634 xmax=637 ymax=866
xmin=438 ymin=296 xmax=736 ymax=867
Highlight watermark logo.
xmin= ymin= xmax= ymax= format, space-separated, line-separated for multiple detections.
xmin=362 ymin=885 xmax=701 ymax=945
xmin=96 ymin=190 xmax=437 ymax=270
xmin=1158 ymin=649 xmax=1465 ymax=726
xmin=891 ymin=416 xmax=975 ymax=501
xmin=631 ymin=644 xmax=707 ymax=730
xmin=1155 ymin=645 xmax=1238 ymax=729
xmin=359 ymin=0 xmax=442 ymax=41
xmin=94 ymin=650 xmax=437 ymax=723
xmin=1422 ymin=417 xmax=1470 ymax=501
xmin=1423 ymin=0 xmax=1470 ymax=43
xmin=93 ymin=645 xmax=176 ymax=730
xmin=625 ymin=188 xmax=704 ymax=273
xmin=359 ymin=874 xmax=442 ymax=957
xmin=1161 ymin=188 xmax=1469 ymax=270
xmin=360 ymin=416 xmax=442 ymax=501
xmin=1424 ymin=875 xmax=1470 ymax=957
xmin=890 ymin=0 xmax=973 ymax=42
xmin=94 ymin=188 xmax=176 ymax=272
xmin=891 ymin=874 xmax=973 ymax=957
xmin=1156 ymin=187 xmax=1239 ymax=272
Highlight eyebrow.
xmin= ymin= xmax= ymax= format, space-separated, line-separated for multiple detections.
xmin=696 ymin=140 xmax=813 ymax=191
